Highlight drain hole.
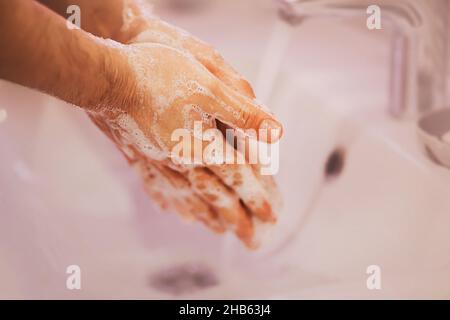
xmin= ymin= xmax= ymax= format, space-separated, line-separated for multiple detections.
xmin=149 ymin=262 xmax=219 ymax=296
xmin=324 ymin=147 xmax=345 ymax=179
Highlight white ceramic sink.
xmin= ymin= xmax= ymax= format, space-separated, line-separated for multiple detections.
xmin=1 ymin=0 xmax=449 ymax=299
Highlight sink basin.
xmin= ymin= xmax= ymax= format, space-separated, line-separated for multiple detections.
xmin=0 ymin=0 xmax=449 ymax=299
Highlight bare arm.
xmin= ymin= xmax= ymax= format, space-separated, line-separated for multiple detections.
xmin=37 ymin=0 xmax=149 ymax=42
xmin=36 ymin=0 xmax=262 ymax=101
xmin=0 ymin=0 xmax=128 ymax=110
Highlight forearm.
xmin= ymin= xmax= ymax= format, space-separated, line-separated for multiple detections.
xmin=37 ymin=0 xmax=151 ymax=43
xmin=0 ymin=0 xmax=127 ymax=110
xmin=37 ymin=0 xmax=205 ymax=56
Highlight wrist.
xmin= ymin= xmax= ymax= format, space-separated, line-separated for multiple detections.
xmin=85 ymin=41 xmax=131 ymax=112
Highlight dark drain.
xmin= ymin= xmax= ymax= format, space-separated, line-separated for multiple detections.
xmin=325 ymin=148 xmax=345 ymax=179
xmin=149 ymin=262 xmax=219 ymax=296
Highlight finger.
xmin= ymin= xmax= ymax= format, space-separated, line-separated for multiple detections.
xmin=252 ymin=167 xmax=283 ymax=212
xmin=187 ymin=41 xmax=256 ymax=99
xmin=153 ymin=162 xmax=227 ymax=233
xmin=186 ymin=167 xmax=256 ymax=248
xmin=216 ymin=120 xmax=259 ymax=164
xmin=135 ymin=160 xmax=171 ymax=211
xmin=215 ymin=120 xmax=281 ymax=211
xmin=135 ymin=160 xmax=226 ymax=233
xmin=184 ymin=41 xmax=282 ymax=142
xmin=209 ymin=162 xmax=277 ymax=224
xmin=191 ymin=82 xmax=283 ymax=143
xmin=164 ymin=109 xmax=277 ymax=224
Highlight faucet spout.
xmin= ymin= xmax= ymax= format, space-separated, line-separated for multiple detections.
xmin=276 ymin=0 xmax=448 ymax=119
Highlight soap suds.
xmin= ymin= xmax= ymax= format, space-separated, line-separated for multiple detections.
xmin=116 ymin=113 xmax=167 ymax=160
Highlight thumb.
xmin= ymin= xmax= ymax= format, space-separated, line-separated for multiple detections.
xmin=207 ymin=82 xmax=283 ymax=143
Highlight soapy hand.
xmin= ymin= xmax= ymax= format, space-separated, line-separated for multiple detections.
xmin=89 ymin=38 xmax=283 ymax=248
xmin=129 ymin=17 xmax=258 ymax=100
xmin=4 ymin=0 xmax=284 ymax=248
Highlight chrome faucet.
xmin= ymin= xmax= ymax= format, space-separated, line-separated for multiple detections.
xmin=275 ymin=0 xmax=449 ymax=119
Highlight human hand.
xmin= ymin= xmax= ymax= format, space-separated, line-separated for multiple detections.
xmin=89 ymin=39 xmax=283 ymax=248
xmin=19 ymin=0 xmax=284 ymax=247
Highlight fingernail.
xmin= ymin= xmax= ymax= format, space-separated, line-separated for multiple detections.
xmin=259 ymin=119 xmax=283 ymax=143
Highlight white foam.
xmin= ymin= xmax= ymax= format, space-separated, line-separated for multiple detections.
xmin=118 ymin=113 xmax=167 ymax=160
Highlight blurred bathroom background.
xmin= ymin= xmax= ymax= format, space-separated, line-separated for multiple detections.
xmin=0 ymin=0 xmax=450 ymax=299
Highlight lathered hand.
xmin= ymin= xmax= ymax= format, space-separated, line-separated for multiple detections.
xmin=88 ymin=37 xmax=283 ymax=248
xmin=2 ymin=0 xmax=284 ymax=248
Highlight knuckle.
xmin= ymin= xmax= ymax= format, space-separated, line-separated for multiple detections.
xmin=240 ymin=109 xmax=254 ymax=128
